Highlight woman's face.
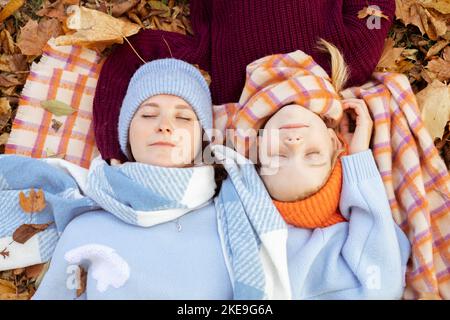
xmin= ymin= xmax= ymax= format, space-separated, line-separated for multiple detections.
xmin=129 ymin=94 xmax=202 ymax=167
xmin=258 ymin=105 xmax=340 ymax=201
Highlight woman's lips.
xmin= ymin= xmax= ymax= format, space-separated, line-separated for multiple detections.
xmin=279 ymin=123 xmax=309 ymax=130
xmin=149 ymin=141 xmax=176 ymax=147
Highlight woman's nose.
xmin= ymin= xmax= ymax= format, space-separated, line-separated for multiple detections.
xmin=157 ymin=120 xmax=173 ymax=134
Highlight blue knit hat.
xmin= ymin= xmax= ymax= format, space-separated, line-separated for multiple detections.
xmin=118 ymin=58 xmax=212 ymax=160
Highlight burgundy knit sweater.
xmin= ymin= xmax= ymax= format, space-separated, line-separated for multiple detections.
xmin=93 ymin=0 xmax=395 ymax=162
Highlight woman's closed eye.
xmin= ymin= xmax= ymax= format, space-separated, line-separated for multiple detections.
xmin=142 ymin=114 xmax=157 ymax=118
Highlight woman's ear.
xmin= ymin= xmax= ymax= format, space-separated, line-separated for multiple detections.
xmin=328 ymin=128 xmax=343 ymax=152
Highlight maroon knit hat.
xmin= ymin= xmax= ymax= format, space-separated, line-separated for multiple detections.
xmin=93 ymin=0 xmax=210 ymax=162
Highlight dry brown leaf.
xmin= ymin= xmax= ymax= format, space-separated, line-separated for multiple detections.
xmin=395 ymin=0 xmax=448 ymax=40
xmin=444 ymin=46 xmax=450 ymax=61
xmin=420 ymin=0 xmax=450 ymax=14
xmin=0 ymin=247 xmax=9 ymax=259
xmin=0 ymin=0 xmax=24 ymax=23
xmin=55 ymin=5 xmax=141 ymax=49
xmin=76 ymin=265 xmax=87 ymax=298
xmin=18 ymin=188 xmax=46 ymax=214
xmin=426 ymin=57 xmax=450 ymax=82
xmin=17 ymin=18 xmax=63 ymax=56
xmin=111 ymin=0 xmax=140 ymax=17
xmin=0 ymin=132 xmax=9 ymax=146
xmin=0 ymin=73 xmax=23 ymax=87
xmin=416 ymin=79 xmax=450 ymax=140
xmin=0 ymin=29 xmax=17 ymax=54
xmin=426 ymin=40 xmax=450 ymax=59
xmin=0 ymin=97 xmax=11 ymax=132
xmin=376 ymin=38 xmax=406 ymax=71
xmin=12 ymin=223 xmax=53 ymax=244
xmin=24 ymin=263 xmax=46 ymax=279
xmin=0 ymin=279 xmax=15 ymax=294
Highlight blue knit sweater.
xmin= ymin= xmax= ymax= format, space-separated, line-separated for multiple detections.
xmin=33 ymin=150 xmax=410 ymax=299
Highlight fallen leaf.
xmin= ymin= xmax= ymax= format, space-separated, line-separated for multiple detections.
xmin=421 ymin=0 xmax=450 ymax=14
xmin=357 ymin=5 xmax=389 ymax=20
xmin=18 ymin=188 xmax=46 ymax=214
xmin=0 ymin=97 xmax=11 ymax=131
xmin=376 ymin=38 xmax=406 ymax=71
xmin=0 ymin=29 xmax=17 ymax=54
xmin=0 ymin=0 xmax=24 ymax=23
xmin=395 ymin=0 xmax=448 ymax=40
xmin=0 ymin=279 xmax=15 ymax=294
xmin=0 ymin=73 xmax=24 ymax=87
xmin=111 ymin=0 xmax=140 ymax=17
xmin=148 ymin=0 xmax=171 ymax=18
xmin=51 ymin=119 xmax=63 ymax=132
xmin=0 ymin=132 xmax=9 ymax=146
xmin=24 ymin=263 xmax=46 ymax=279
xmin=12 ymin=223 xmax=53 ymax=244
xmin=416 ymin=79 xmax=450 ymax=140
xmin=426 ymin=57 xmax=450 ymax=82
xmin=17 ymin=18 xmax=63 ymax=56
xmin=76 ymin=265 xmax=87 ymax=297
xmin=0 ymin=247 xmax=9 ymax=259
xmin=54 ymin=5 xmax=141 ymax=49
xmin=41 ymin=99 xmax=76 ymax=116
xmin=426 ymin=40 xmax=450 ymax=59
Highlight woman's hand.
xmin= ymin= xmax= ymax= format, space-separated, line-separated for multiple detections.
xmin=339 ymin=99 xmax=373 ymax=154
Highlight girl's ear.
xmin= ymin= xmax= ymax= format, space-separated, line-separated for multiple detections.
xmin=328 ymin=128 xmax=343 ymax=152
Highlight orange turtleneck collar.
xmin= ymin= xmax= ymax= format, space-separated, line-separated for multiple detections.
xmin=272 ymin=157 xmax=347 ymax=229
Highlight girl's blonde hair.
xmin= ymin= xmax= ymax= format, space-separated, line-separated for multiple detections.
xmin=317 ymin=38 xmax=349 ymax=93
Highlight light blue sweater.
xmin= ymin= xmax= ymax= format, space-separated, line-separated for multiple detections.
xmin=33 ymin=150 xmax=410 ymax=299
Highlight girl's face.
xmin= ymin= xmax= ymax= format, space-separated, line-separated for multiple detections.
xmin=129 ymin=94 xmax=202 ymax=167
xmin=258 ymin=105 xmax=340 ymax=201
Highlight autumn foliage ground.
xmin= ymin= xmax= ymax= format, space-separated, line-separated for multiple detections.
xmin=0 ymin=0 xmax=449 ymax=300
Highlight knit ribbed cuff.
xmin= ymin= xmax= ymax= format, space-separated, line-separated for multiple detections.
xmin=341 ymin=150 xmax=380 ymax=185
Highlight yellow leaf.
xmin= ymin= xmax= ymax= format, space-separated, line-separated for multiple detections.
xmin=0 ymin=279 xmax=15 ymax=295
xmin=54 ymin=5 xmax=141 ymax=48
xmin=40 ymin=99 xmax=76 ymax=116
xmin=416 ymin=80 xmax=450 ymax=140
xmin=0 ymin=0 xmax=24 ymax=23
xmin=18 ymin=188 xmax=47 ymax=214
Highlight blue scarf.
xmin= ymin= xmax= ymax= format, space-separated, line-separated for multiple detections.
xmin=1 ymin=150 xmax=291 ymax=299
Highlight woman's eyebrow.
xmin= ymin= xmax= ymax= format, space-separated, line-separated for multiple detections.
xmin=140 ymin=102 xmax=159 ymax=108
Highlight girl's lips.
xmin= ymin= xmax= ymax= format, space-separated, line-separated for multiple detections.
xmin=279 ymin=123 xmax=309 ymax=130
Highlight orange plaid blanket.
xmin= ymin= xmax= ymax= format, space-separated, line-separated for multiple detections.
xmin=341 ymin=73 xmax=450 ymax=300
xmin=5 ymin=38 xmax=103 ymax=169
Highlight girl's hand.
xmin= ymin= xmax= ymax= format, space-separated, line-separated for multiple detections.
xmin=339 ymin=99 xmax=373 ymax=154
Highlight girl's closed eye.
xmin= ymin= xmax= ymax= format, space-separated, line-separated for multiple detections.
xmin=304 ymin=149 xmax=322 ymax=161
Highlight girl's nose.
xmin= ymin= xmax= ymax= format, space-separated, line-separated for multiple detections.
xmin=157 ymin=120 xmax=173 ymax=134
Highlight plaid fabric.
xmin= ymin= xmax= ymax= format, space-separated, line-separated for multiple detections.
xmin=213 ymin=51 xmax=343 ymax=157
xmin=341 ymin=73 xmax=450 ymax=300
xmin=5 ymin=38 xmax=103 ymax=169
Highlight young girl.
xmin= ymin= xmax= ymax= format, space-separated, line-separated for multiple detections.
xmin=32 ymin=59 xmax=235 ymax=299
xmin=216 ymin=41 xmax=411 ymax=299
